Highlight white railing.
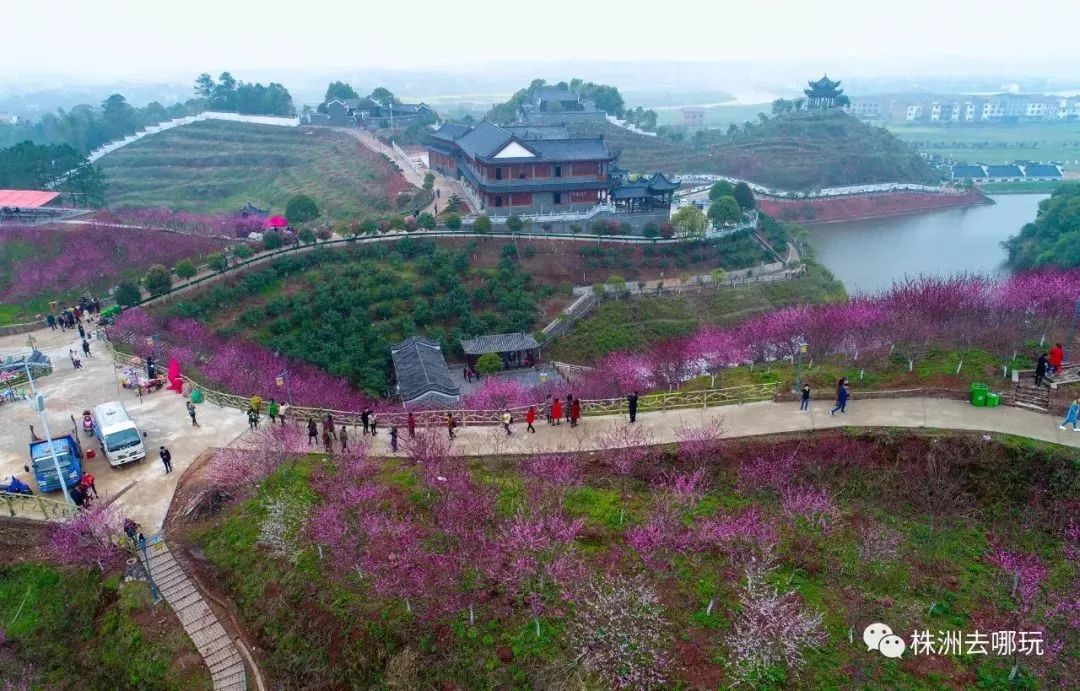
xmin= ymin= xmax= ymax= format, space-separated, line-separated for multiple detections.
xmin=674 ymin=174 xmax=952 ymax=200
xmin=391 ymin=140 xmax=420 ymax=175
xmin=468 ymin=203 xmax=618 ymax=224
xmin=605 ymin=114 xmax=659 ymax=137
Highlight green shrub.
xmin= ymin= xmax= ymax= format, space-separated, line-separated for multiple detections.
xmin=285 ymin=194 xmax=319 ymax=223
xmin=114 ymin=281 xmax=142 ymax=307
xmin=143 ymin=264 xmax=172 ymax=296
xmin=299 ymin=228 xmax=316 ymax=244
xmin=263 ymin=230 xmax=283 ymax=251
xmin=233 ymin=244 xmax=254 ymax=259
xmin=473 ymin=215 xmax=492 ymax=233
xmin=444 ymin=213 xmax=462 ymax=230
xmin=207 ymin=252 xmax=228 ymax=272
xmin=476 ymin=352 xmax=503 ymax=375
xmin=174 ymin=259 xmax=197 ymax=280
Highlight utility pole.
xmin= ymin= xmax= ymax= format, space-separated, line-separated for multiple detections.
xmin=1068 ymin=297 xmax=1080 ymax=365
xmin=4 ymin=362 xmax=73 ymax=504
xmin=794 ymin=342 xmax=808 ymax=394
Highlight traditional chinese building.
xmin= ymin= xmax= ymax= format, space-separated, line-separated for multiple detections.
xmin=804 ymin=75 xmax=845 ymax=109
xmin=426 ymin=121 xmax=621 ymax=213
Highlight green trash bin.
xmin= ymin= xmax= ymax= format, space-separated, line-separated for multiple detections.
xmin=970 ymin=382 xmax=988 ymax=407
xmin=190 ymin=388 xmax=203 ymax=404
xmin=986 ymin=392 xmax=1000 ymax=408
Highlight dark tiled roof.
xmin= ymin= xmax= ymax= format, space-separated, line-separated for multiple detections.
xmin=1024 ymin=164 xmax=1062 ymax=178
xmin=461 ymin=332 xmax=539 ymax=355
xmin=648 ymin=172 xmax=680 ymax=191
xmin=431 ymin=122 xmax=470 ymax=141
xmin=390 ymin=337 xmax=459 ymax=404
xmin=535 ymin=87 xmax=578 ymax=103
xmin=612 ymin=185 xmax=650 ymax=199
xmin=526 ymin=138 xmax=612 ymax=162
xmin=503 ymin=125 xmax=571 ymax=140
xmin=951 ymin=165 xmax=986 ymax=179
xmin=455 ymin=121 xmax=513 ymax=158
xmin=986 ymin=165 xmax=1023 ymax=178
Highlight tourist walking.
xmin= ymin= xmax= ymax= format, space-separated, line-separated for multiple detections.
xmin=322 ymin=429 xmax=333 ymax=453
xmin=70 ymin=485 xmax=85 ymax=509
xmin=47 ymin=314 xmax=56 ymax=330
xmin=627 ymin=391 xmax=639 ymax=423
xmin=339 ymin=425 xmax=349 ymax=452
xmin=800 ymin=384 xmax=811 ymax=411
xmin=307 ymin=418 xmax=318 ymax=446
xmin=159 ymin=446 xmax=173 ymax=474
xmin=565 ymin=393 xmax=573 ymax=424
xmin=186 ymin=400 xmax=199 ymax=427
xmin=1050 ymin=343 xmax=1064 ymax=376
xmin=551 ymin=398 xmax=563 ymax=425
xmin=526 ymin=406 xmax=537 ymax=433
xmin=77 ymin=472 xmax=98 ymax=498
xmin=390 ymin=426 xmax=399 ymax=452
xmin=247 ymin=407 xmax=259 ymax=430
xmin=369 ymin=412 xmax=377 ymax=435
xmin=501 ymin=410 xmax=512 ymax=435
xmin=544 ymin=395 xmax=553 ymax=424
xmin=250 ymin=395 xmax=262 ymax=414
xmin=830 ymin=379 xmax=849 ymax=416
xmin=570 ymin=398 xmax=581 ymax=427
xmin=81 ymin=339 xmax=91 ymax=357
xmin=447 ymin=412 xmax=456 ymax=439
xmin=1035 ymin=353 xmax=1049 ymax=388
xmin=77 ymin=323 xmax=85 ymax=339
xmin=407 ymin=412 xmax=416 ymax=437
xmin=361 ymin=408 xmax=371 ymax=434
xmin=69 ymin=350 xmax=78 ymax=369
xmin=268 ymin=399 xmax=279 ymax=424
xmin=322 ymin=414 xmax=335 ymax=440
xmin=1060 ymin=398 xmax=1080 ymax=431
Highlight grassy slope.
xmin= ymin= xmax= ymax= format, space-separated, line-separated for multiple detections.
xmin=187 ymin=434 xmax=1078 ymax=688
xmin=888 ymin=121 xmax=1080 ymax=165
xmin=544 ymin=261 xmax=846 ymax=362
xmin=0 ymin=563 xmax=210 ymax=689
xmin=570 ymin=110 xmax=936 ymax=189
xmin=99 ymin=121 xmax=408 ymax=220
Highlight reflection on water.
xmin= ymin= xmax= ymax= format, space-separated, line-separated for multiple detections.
xmin=807 ymin=194 xmax=1047 ymax=294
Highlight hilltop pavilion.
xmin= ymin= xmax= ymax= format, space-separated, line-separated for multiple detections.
xmin=804 ymin=75 xmax=845 ymax=109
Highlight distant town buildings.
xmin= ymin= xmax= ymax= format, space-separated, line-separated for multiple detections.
xmin=681 ymin=107 xmax=706 ymax=127
xmin=949 ymin=162 xmax=1062 ymax=183
xmin=302 ymin=97 xmax=434 ymax=129
xmin=846 ymin=93 xmax=1080 ymax=123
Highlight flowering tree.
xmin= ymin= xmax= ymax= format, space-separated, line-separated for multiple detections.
xmin=726 ymin=555 xmax=825 ymax=683
xmin=46 ymin=504 xmax=126 ymax=572
xmin=568 ymin=575 xmax=672 ymax=689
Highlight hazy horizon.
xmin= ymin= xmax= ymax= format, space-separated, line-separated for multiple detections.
xmin=7 ymin=0 xmax=1080 ymax=83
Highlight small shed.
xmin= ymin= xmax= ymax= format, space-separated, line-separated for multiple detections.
xmin=461 ymin=332 xmax=540 ymax=370
xmin=390 ymin=337 xmax=460 ymax=406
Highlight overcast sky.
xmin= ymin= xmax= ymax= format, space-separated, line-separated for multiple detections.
xmin=6 ymin=0 xmax=1079 ymax=81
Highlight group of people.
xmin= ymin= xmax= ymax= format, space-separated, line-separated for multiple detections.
xmin=246 ymin=396 xmax=284 ymax=430
xmin=46 ymin=298 xmax=101 ymax=332
xmin=796 ymin=379 xmax=851 ymax=415
xmin=1035 ymin=343 xmax=1065 ymax=388
xmin=69 ymin=471 xmax=98 ymax=507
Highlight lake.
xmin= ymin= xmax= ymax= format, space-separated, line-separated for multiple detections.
xmin=807 ymin=194 xmax=1046 ymax=293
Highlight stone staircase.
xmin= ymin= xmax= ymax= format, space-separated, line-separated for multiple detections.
xmin=1010 ymin=379 xmax=1050 ymax=411
xmin=143 ymin=537 xmax=247 ymax=690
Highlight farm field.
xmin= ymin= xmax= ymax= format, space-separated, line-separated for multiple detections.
xmin=888 ymin=121 xmax=1080 ymax=165
xmin=172 ymin=430 xmax=1080 ymax=688
xmin=98 ymin=120 xmax=410 ymax=220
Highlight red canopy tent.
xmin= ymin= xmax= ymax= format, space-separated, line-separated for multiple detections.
xmin=263 ymin=214 xmax=288 ymax=229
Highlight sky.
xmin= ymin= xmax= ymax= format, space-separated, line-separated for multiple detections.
xmin=5 ymin=0 xmax=1080 ymax=82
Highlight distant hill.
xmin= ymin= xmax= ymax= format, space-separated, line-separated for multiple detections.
xmin=98 ymin=120 xmax=411 ymax=219
xmin=568 ymin=110 xmax=937 ymax=190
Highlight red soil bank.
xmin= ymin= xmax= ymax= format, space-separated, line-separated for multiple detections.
xmin=757 ymin=191 xmax=991 ymax=224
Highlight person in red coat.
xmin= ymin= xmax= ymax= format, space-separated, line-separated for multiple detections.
xmin=570 ymin=399 xmax=581 ymax=427
xmin=525 ymin=406 xmax=537 ymax=433
xmin=551 ymin=398 xmax=563 ymax=425
xmin=1049 ymin=343 xmax=1064 ymax=375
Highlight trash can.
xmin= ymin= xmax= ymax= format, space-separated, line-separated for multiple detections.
xmin=190 ymin=388 xmax=203 ymax=404
xmin=970 ymin=382 xmax=988 ymax=407
xmin=985 ymin=392 xmax=1000 ymax=408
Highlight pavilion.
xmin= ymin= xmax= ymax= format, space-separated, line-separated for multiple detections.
xmin=461 ymin=332 xmax=541 ymax=371
xmin=0 ymin=189 xmax=61 ymax=223
xmin=804 ymin=75 xmax=845 ymax=109
xmin=610 ymin=173 xmax=680 ymax=212
xmin=390 ymin=337 xmax=460 ymax=406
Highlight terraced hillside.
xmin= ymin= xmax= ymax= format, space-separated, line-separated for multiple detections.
xmin=99 ymin=120 xmax=410 ymax=219
xmin=571 ymin=110 xmax=937 ymax=190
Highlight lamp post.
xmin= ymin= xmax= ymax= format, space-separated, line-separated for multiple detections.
xmin=2 ymin=361 xmax=73 ymax=505
xmin=275 ymin=351 xmax=292 ymax=406
xmin=793 ymin=341 xmax=808 ymax=394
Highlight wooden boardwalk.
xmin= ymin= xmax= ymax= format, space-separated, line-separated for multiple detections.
xmin=143 ymin=537 xmax=247 ymax=690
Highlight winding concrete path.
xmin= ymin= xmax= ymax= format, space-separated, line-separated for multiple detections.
xmin=366 ymin=395 xmax=1080 ymax=457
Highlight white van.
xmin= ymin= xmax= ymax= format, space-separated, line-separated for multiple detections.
xmin=92 ymin=401 xmax=146 ymax=467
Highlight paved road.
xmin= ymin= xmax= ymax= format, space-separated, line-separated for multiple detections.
xmin=5 ymin=326 xmax=1078 ymax=529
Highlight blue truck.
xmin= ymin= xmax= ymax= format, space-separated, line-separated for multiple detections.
xmin=25 ymin=435 xmax=83 ymax=494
